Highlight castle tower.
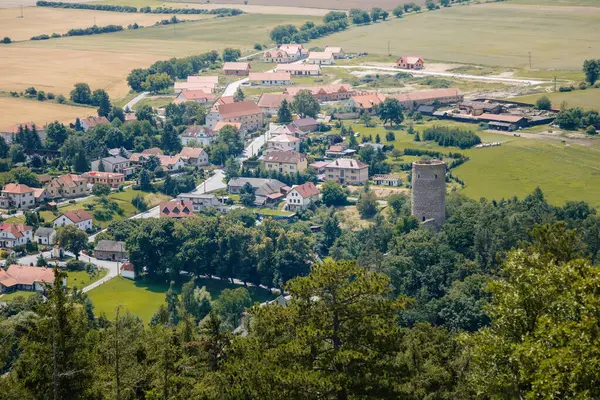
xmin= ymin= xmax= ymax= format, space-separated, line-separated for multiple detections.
xmin=411 ymin=159 xmax=446 ymax=230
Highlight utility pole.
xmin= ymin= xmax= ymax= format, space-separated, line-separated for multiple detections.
xmin=388 ymin=41 xmax=391 ymax=56
xmin=553 ymin=76 xmax=557 ymax=92
xmin=94 ymin=16 xmax=96 ymax=26
xmin=528 ymin=51 xmax=532 ymax=69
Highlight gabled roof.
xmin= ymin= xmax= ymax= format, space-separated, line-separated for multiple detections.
xmin=174 ymin=82 xmax=215 ymax=92
xmin=324 ymin=46 xmax=343 ymax=54
xmin=52 ymin=174 xmax=87 ymax=189
xmin=95 ymin=240 xmax=126 ymax=252
xmin=308 ymin=51 xmax=334 ymax=60
xmin=263 ymin=150 xmax=306 ymax=164
xmin=178 ymin=147 xmax=207 ymax=159
xmin=60 ymin=209 xmax=93 ymax=223
xmin=284 ymin=84 xmax=351 ymax=97
xmin=351 ymin=93 xmax=386 ymax=109
xmin=292 ymin=117 xmax=318 ymax=127
xmin=325 ymin=158 xmax=368 ymax=170
xmin=81 ymin=116 xmax=109 ymax=128
xmin=35 ymin=227 xmax=56 ymax=238
xmin=3 ymin=265 xmax=55 ymax=286
xmin=228 ymin=178 xmax=285 ymax=196
xmin=218 ymin=101 xmax=262 ymax=119
xmin=276 ymin=64 xmax=321 ymax=73
xmin=291 ymin=182 xmax=320 ymax=198
xmin=397 ymin=56 xmax=424 ymax=64
xmin=186 ymin=75 xmax=219 ymax=85
xmin=478 ymin=113 xmax=526 ymax=123
xmin=2 ymin=183 xmax=35 ymax=194
xmin=157 ymin=155 xmax=182 ymax=167
xmin=263 ymin=50 xmax=291 ymax=58
xmin=215 ymin=96 xmax=235 ymax=106
xmin=183 ymin=125 xmax=213 ymax=137
xmin=223 ymin=62 xmax=250 ymax=71
xmin=0 ymin=223 xmax=32 ymax=239
xmin=257 ymin=94 xmax=294 ymax=109
xmin=102 ymin=155 xmax=129 ymax=164
xmin=82 ymin=171 xmax=125 ymax=179
xmin=279 ymin=44 xmax=303 ymax=53
xmin=269 ymin=133 xmax=300 ymax=143
xmin=160 ymin=199 xmax=194 ymax=218
xmin=180 ymin=90 xmax=215 ymax=101
xmin=249 ymin=72 xmax=291 ymax=82
xmin=121 ymin=262 xmax=134 ymax=272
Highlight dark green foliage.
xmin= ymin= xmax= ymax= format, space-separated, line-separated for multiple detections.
xmin=270 ymin=18 xmax=348 ymax=44
xmin=323 ymin=11 xmax=347 ymax=23
xmin=583 ymin=58 xmax=600 ymax=85
xmin=422 ymin=126 xmax=481 ymax=149
xmin=1 ymin=37 xmax=11 ymax=44
xmin=349 ymin=8 xmax=371 ymax=24
xmin=222 ymin=48 xmax=241 ymax=62
xmin=321 ymin=180 xmax=347 ymax=206
xmin=555 ymin=107 xmax=599 ymax=130
xmin=536 ymin=95 xmax=552 ymax=110
xmin=140 ymin=6 xmax=243 ymax=16
xmin=70 ymin=82 xmax=91 ymax=104
xmin=277 ymin=99 xmax=292 ymax=124
xmin=36 ymin=1 xmax=137 ymax=12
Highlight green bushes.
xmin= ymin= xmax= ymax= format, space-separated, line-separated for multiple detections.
xmin=422 ymin=126 xmax=481 ymax=149
xmin=139 ymin=6 xmax=243 ymax=16
xmin=36 ymin=1 xmax=136 ymax=12
xmin=66 ymin=24 xmax=123 ymax=36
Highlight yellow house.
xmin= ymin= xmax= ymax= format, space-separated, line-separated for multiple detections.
xmin=262 ymin=151 xmax=308 ymax=174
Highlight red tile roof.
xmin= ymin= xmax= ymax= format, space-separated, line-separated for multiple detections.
xmin=284 ymin=84 xmax=351 ymax=97
xmin=3 ymin=265 xmax=55 ymax=286
xmin=249 ymin=72 xmax=291 ymax=82
xmin=257 ymin=94 xmax=294 ymax=109
xmin=178 ymin=147 xmax=207 ymax=159
xmin=120 ymin=262 xmax=134 ymax=272
xmin=2 ymin=183 xmax=35 ymax=194
xmin=214 ymin=122 xmax=242 ymax=131
xmin=160 ymin=199 xmax=194 ymax=218
xmin=180 ymin=90 xmax=215 ymax=101
xmin=0 ymin=223 xmax=32 ymax=239
xmin=292 ymin=182 xmax=319 ymax=198
xmin=219 ymin=101 xmax=262 ymax=119
xmin=62 ymin=209 xmax=92 ymax=223
xmin=397 ymin=56 xmax=424 ymax=65
xmin=351 ymin=93 xmax=386 ymax=108
xmin=263 ymin=150 xmax=306 ymax=164
xmin=81 ymin=116 xmax=109 ymax=128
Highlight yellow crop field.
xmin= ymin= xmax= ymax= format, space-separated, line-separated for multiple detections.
xmin=0 ymin=97 xmax=94 ymax=129
xmin=0 ymin=7 xmax=212 ymax=41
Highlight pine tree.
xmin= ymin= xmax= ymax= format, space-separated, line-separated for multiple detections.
xmin=277 ymin=99 xmax=293 ymax=124
xmin=234 ymin=86 xmax=245 ymax=102
xmin=74 ymin=151 xmax=89 ymax=172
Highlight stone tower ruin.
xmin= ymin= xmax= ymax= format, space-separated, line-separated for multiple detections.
xmin=411 ymin=159 xmax=446 ymax=230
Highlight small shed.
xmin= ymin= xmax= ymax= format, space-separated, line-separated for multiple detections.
xmin=94 ymin=240 xmax=127 ymax=261
xmin=373 ymin=174 xmax=402 ymax=187
xmin=120 ymin=262 xmax=135 ymax=280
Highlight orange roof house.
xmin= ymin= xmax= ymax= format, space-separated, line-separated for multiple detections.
xmin=0 ymin=265 xmax=59 ymax=292
xmin=348 ymin=93 xmax=387 ymax=111
xmin=160 ymin=199 xmax=194 ymax=219
xmin=396 ymin=56 xmax=425 ymax=70
xmin=214 ymin=121 xmax=242 ymax=132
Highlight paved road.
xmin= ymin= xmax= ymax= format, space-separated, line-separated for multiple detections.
xmin=124 ymin=91 xmax=149 ymax=111
xmin=324 ymin=65 xmax=549 ymax=86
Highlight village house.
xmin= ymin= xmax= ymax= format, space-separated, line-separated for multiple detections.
xmin=181 ymin=125 xmax=215 ymax=146
xmin=227 ymin=177 xmax=288 ymax=207
xmin=207 ymin=101 xmax=264 ymax=132
xmin=267 ymin=133 xmax=301 ymax=153
xmin=177 ymin=193 xmax=230 ymax=213
xmin=276 ymin=63 xmax=321 ymax=76
xmin=326 ymin=143 xmax=356 ymax=158
xmin=290 ymin=117 xmax=318 ymax=133
xmin=0 ymin=184 xmax=35 ymax=210
xmin=0 ymin=265 xmax=64 ymax=294
xmin=262 ymin=150 xmax=308 ymax=174
xmin=159 ymin=199 xmax=194 ymax=219
xmin=307 ymin=51 xmax=335 ymax=65
xmin=257 ymin=94 xmax=295 ymax=116
xmin=175 ymin=89 xmax=215 ymax=105
xmin=33 ymin=187 xmax=48 ymax=204
xmin=178 ymin=147 xmax=209 ymax=167
xmin=120 ymin=262 xmax=135 ymax=280
xmin=310 ymin=161 xmax=329 ymax=174
xmin=396 ymin=56 xmax=425 ymax=70
xmin=284 ymin=84 xmax=354 ymax=102
xmin=389 ymin=88 xmax=464 ymax=110
xmin=80 ymin=116 xmax=110 ymax=131
xmin=373 ymin=174 xmax=403 ymax=187
xmin=0 ymin=223 xmax=33 ymax=248
xmin=248 ymin=72 xmax=292 ymax=86
xmin=94 ymin=240 xmax=127 ymax=261
xmin=81 ymin=171 xmax=125 ymax=188
xmin=346 ymin=93 xmax=387 ymax=113
xmin=157 ymin=155 xmax=185 ymax=172
xmin=214 ymin=121 xmax=243 ymax=135
xmin=34 ymin=227 xmax=57 ymax=245
xmin=223 ymin=62 xmax=251 ymax=76
xmin=285 ymin=182 xmax=320 ymax=211
xmin=45 ymin=174 xmax=89 ymax=199
xmin=325 ymin=158 xmax=369 ymax=185
xmin=53 ymin=209 xmax=93 ymax=231
xmin=263 ymin=44 xmax=304 ymax=63
xmin=0 ymin=122 xmax=46 ymax=145
xmin=324 ymin=46 xmax=344 ymax=59
xmin=174 ymin=82 xmax=215 ymax=93
xmin=280 ymin=44 xmax=304 ymax=56
xmin=91 ymin=156 xmax=135 ymax=176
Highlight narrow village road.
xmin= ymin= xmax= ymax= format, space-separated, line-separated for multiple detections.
xmin=124 ymin=91 xmax=149 ymax=111
xmin=325 ymin=65 xmax=550 ymax=86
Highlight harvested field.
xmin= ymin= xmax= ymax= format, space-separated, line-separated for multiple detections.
xmin=0 ymin=7 xmax=212 ymax=41
xmin=310 ymin=3 xmax=600 ymax=69
xmin=3 ymin=14 xmax=320 ymax=98
xmin=0 ymin=97 xmax=92 ymax=129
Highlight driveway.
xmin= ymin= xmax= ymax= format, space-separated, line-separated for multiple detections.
xmin=124 ymin=91 xmax=149 ymax=111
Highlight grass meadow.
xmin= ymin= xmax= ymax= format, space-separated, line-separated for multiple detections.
xmin=331 ymin=121 xmax=600 ymax=208
xmin=309 ymin=3 xmax=600 ymax=70
xmin=511 ymin=88 xmax=600 ymax=111
xmin=88 ymin=276 xmax=277 ymax=322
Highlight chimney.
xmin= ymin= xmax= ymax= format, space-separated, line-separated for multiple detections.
xmin=335 ymin=160 xmax=339 ymax=166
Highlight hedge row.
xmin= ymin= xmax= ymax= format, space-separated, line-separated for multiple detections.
xmin=139 ymin=6 xmax=243 ymax=16
xmin=36 ymin=1 xmax=137 ymax=12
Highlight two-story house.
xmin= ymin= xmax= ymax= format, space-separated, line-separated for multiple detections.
xmin=0 ymin=184 xmax=35 ymax=210
xmin=207 ymin=101 xmax=264 ymax=132
xmin=178 ymin=147 xmax=209 ymax=167
xmin=81 ymin=171 xmax=125 ymax=188
xmin=91 ymin=156 xmax=134 ymax=176
xmin=324 ymin=158 xmax=369 ymax=185
xmin=0 ymin=223 xmax=33 ymax=248
xmin=285 ymin=182 xmax=320 ymax=211
xmin=181 ymin=125 xmax=215 ymax=147
xmin=262 ymin=150 xmax=308 ymax=174
xmin=267 ymin=134 xmax=301 ymax=153
xmin=45 ymin=174 xmax=89 ymax=199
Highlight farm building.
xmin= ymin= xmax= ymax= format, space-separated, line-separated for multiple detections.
xmin=248 ymin=72 xmax=292 ymax=86
xmin=223 ymin=62 xmax=251 ymax=76
xmin=373 ymin=174 xmax=402 ymax=187
xmin=257 ymin=94 xmax=295 ymax=115
xmin=389 ymin=88 xmax=463 ymax=110
xmin=307 ymin=52 xmax=335 ymax=65
xmin=94 ymin=240 xmax=127 ymax=261
xmin=284 ymin=84 xmax=354 ymax=102
xmin=276 ymin=64 xmax=321 ymax=76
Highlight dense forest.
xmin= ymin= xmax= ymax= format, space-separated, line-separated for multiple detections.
xmin=1 ymin=188 xmax=600 ymax=399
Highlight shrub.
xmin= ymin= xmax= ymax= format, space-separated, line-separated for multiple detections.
xmin=422 ymin=126 xmax=481 ymax=149
xmin=536 ymin=95 xmax=552 ymax=110
xmin=579 ymin=81 xmax=588 ymax=90
xmin=31 ymin=34 xmax=50 ymax=40
xmin=253 ymin=43 xmax=262 ymax=50
xmin=586 ymin=125 xmax=597 ymax=135
xmin=2 ymin=37 xmax=11 ymax=44
xmin=559 ymin=86 xmax=572 ymax=92
xmin=66 ymin=259 xmax=86 ymax=271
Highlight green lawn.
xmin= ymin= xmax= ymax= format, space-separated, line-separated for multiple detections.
xmin=333 ymin=120 xmax=600 ymax=208
xmin=309 ymin=3 xmax=600 ymax=70
xmin=88 ymin=276 xmax=277 ymax=322
xmin=252 ymin=208 xmax=294 ymax=217
xmin=133 ymin=96 xmax=174 ymax=110
xmin=0 ymin=291 xmax=37 ymax=302
xmin=67 ymin=269 xmax=108 ymax=290
xmin=510 ymin=88 xmax=600 ymax=111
